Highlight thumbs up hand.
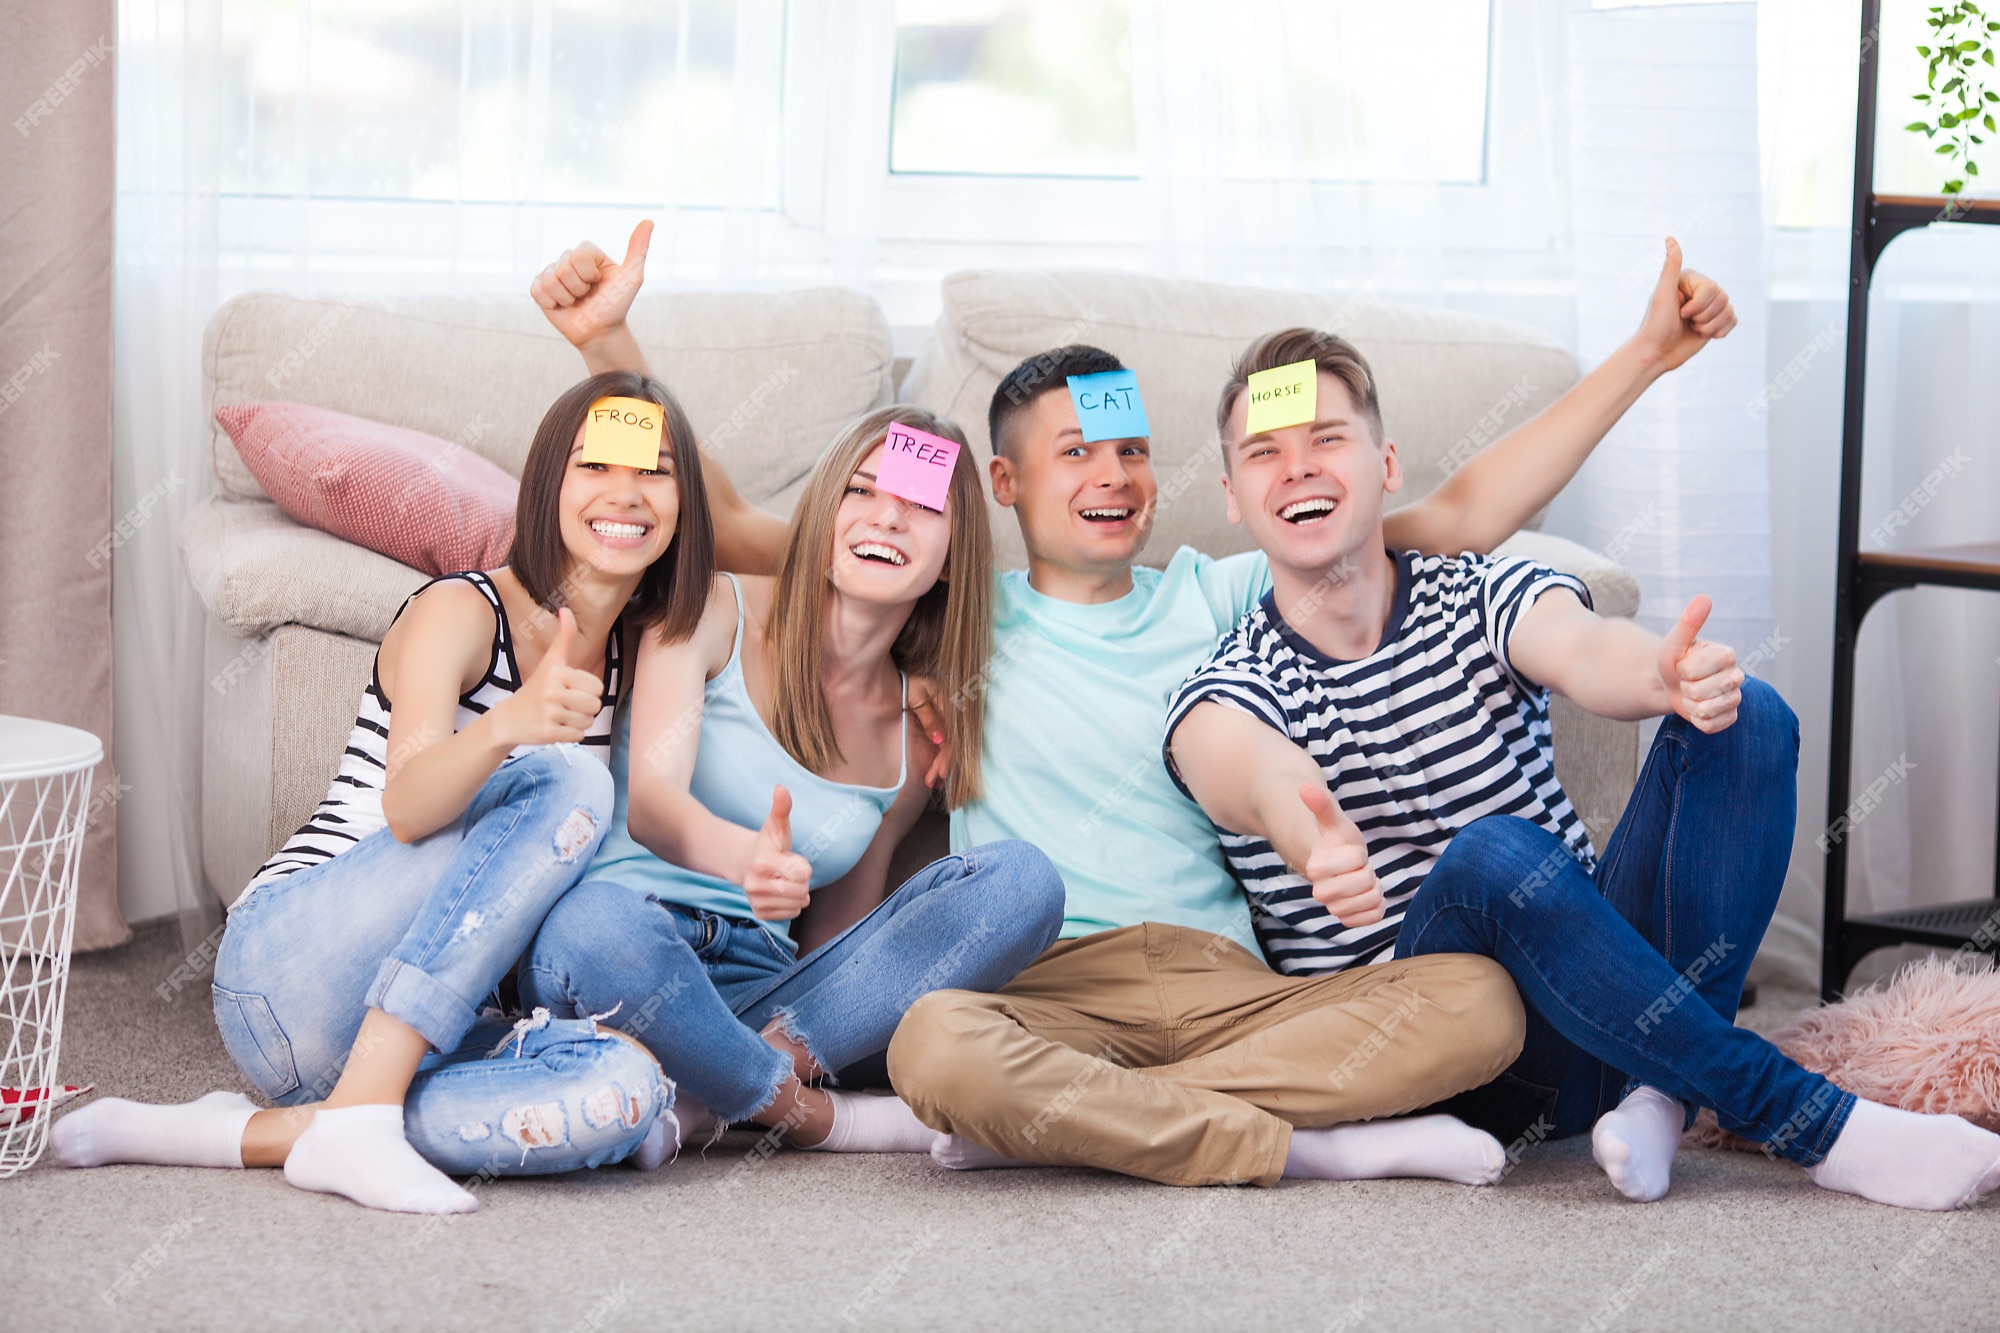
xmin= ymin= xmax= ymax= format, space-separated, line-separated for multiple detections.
xmin=1299 ymin=784 xmax=1384 ymax=927
xmin=1635 ymin=237 xmax=1737 ymax=372
xmin=743 ymin=784 xmax=813 ymax=921
xmin=530 ymin=220 xmax=653 ymax=350
xmin=493 ymin=608 xmax=604 ymax=748
xmin=1657 ymin=595 xmax=1743 ymax=734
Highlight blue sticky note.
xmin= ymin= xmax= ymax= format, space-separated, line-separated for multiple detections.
xmin=1066 ymin=369 xmax=1150 ymax=443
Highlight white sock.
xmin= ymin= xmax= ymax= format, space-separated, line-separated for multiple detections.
xmin=1806 ymin=1098 xmax=2000 ymax=1211
xmin=282 ymin=1104 xmax=477 ymax=1215
xmin=631 ymin=1118 xmax=672 ymax=1172
xmin=801 ymin=1091 xmax=939 ymax=1153
xmin=52 ymin=1091 xmax=257 ymax=1169
xmin=931 ymin=1133 xmax=1035 ymax=1172
xmin=1592 ymin=1085 xmax=1685 ymax=1203
xmin=1282 ymin=1114 xmax=1507 ymax=1185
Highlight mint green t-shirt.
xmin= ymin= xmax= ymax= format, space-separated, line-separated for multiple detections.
xmin=950 ymin=546 xmax=1272 ymax=943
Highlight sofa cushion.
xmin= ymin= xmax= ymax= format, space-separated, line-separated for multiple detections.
xmin=204 ymin=289 xmax=895 ymax=514
xmin=215 ymin=401 xmax=518 ymax=577
xmin=181 ymin=495 xmax=428 ymax=642
xmin=901 ymin=269 xmax=1579 ymax=571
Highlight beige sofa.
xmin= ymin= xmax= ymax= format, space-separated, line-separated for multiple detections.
xmin=180 ymin=271 xmax=1640 ymax=912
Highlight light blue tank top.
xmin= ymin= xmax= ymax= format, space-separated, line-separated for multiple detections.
xmin=582 ymin=575 xmax=908 ymax=949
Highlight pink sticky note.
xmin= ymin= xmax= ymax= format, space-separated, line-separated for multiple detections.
xmin=876 ymin=422 xmax=960 ymax=512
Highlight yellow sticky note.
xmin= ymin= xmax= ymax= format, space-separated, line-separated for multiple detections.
xmin=1244 ymin=359 xmax=1318 ymax=436
xmin=579 ymin=396 xmax=664 ymax=468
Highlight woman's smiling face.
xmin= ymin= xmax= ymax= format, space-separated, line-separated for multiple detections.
xmin=556 ymin=421 xmax=681 ymax=579
xmin=825 ymin=441 xmax=951 ymax=606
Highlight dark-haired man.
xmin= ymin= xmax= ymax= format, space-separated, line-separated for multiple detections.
xmin=1156 ymin=328 xmax=2000 ymax=1211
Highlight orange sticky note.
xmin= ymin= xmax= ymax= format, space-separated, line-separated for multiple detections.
xmin=579 ymin=396 xmax=664 ymax=468
xmin=1244 ymin=359 xmax=1318 ymax=435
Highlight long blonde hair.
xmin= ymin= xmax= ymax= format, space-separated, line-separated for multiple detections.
xmin=765 ymin=406 xmax=991 ymax=807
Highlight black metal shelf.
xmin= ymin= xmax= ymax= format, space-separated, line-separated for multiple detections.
xmin=1821 ymin=1 xmax=2000 ymax=998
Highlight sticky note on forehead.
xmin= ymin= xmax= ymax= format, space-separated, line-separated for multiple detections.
xmin=1244 ymin=359 xmax=1318 ymax=436
xmin=876 ymin=422 xmax=960 ymax=512
xmin=1066 ymin=368 xmax=1150 ymax=443
xmin=579 ymin=396 xmax=663 ymax=468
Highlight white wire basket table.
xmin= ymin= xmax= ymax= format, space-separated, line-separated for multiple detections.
xmin=0 ymin=715 xmax=103 ymax=1177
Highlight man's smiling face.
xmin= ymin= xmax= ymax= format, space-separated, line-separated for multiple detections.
xmin=991 ymin=385 xmax=1159 ymax=579
xmin=1219 ymin=370 xmax=1402 ymax=578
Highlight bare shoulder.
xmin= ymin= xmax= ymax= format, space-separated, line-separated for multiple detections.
xmin=379 ymin=577 xmax=497 ymax=697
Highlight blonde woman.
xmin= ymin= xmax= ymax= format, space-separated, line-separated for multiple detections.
xmin=522 ymin=405 xmax=1064 ymax=1151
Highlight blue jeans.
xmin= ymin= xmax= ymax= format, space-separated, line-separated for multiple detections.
xmin=212 ymin=746 xmax=669 ymax=1176
xmin=522 ymin=839 xmax=1067 ymax=1122
xmin=1396 ymin=679 xmax=1855 ymax=1167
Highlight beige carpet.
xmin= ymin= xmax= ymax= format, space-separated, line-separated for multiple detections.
xmin=2 ymin=922 xmax=1995 ymax=1332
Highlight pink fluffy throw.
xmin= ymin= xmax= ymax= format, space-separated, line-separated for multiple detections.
xmin=1686 ymin=952 xmax=2000 ymax=1149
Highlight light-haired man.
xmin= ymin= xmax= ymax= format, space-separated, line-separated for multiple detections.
xmin=1159 ymin=328 xmax=2000 ymax=1210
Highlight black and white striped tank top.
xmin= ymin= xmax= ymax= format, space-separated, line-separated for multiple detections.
xmin=235 ymin=571 xmax=623 ymax=907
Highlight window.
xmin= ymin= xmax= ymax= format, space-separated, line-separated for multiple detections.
xmin=888 ymin=0 xmax=1492 ymax=184
xmin=891 ymin=0 xmax=1137 ymax=176
xmin=217 ymin=0 xmax=782 ymax=207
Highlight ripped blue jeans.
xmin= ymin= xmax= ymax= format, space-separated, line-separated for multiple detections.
xmin=521 ymin=839 xmax=1066 ymax=1122
xmin=213 ymin=746 xmax=668 ymax=1176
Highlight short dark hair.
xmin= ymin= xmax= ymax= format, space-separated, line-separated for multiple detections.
xmin=509 ymin=370 xmax=714 ymax=644
xmin=987 ymin=344 xmax=1126 ymax=459
xmin=1216 ymin=328 xmax=1383 ymax=464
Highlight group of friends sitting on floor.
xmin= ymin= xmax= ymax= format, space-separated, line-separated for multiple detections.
xmin=52 ymin=224 xmax=2000 ymax=1216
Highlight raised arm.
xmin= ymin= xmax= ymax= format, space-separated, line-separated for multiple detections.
xmin=531 ymin=223 xmax=789 ymax=574
xmin=1385 ymin=238 xmax=1737 ymax=557
xmin=623 ymin=578 xmax=813 ymax=919
xmin=1168 ymin=702 xmax=1385 ymax=927
xmin=1505 ymin=589 xmax=1743 ymax=731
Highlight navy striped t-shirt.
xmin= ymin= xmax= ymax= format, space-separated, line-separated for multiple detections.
xmin=1164 ymin=550 xmax=1595 ymax=976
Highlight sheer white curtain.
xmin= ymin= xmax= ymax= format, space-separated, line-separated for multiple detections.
xmin=112 ymin=0 xmax=791 ymax=925
xmin=115 ymin=0 xmax=223 ymax=937
xmin=1566 ymin=1 xmax=1771 ymax=654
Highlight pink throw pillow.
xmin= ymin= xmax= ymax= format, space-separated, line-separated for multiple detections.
xmin=216 ymin=402 xmax=518 ymax=577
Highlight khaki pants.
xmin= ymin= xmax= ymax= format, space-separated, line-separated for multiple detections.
xmin=887 ymin=923 xmax=1524 ymax=1187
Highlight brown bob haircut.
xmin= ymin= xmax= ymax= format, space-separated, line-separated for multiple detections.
xmin=764 ymin=405 xmax=993 ymax=809
xmin=1215 ymin=328 xmax=1384 ymax=464
xmin=508 ymin=370 xmax=714 ymax=645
